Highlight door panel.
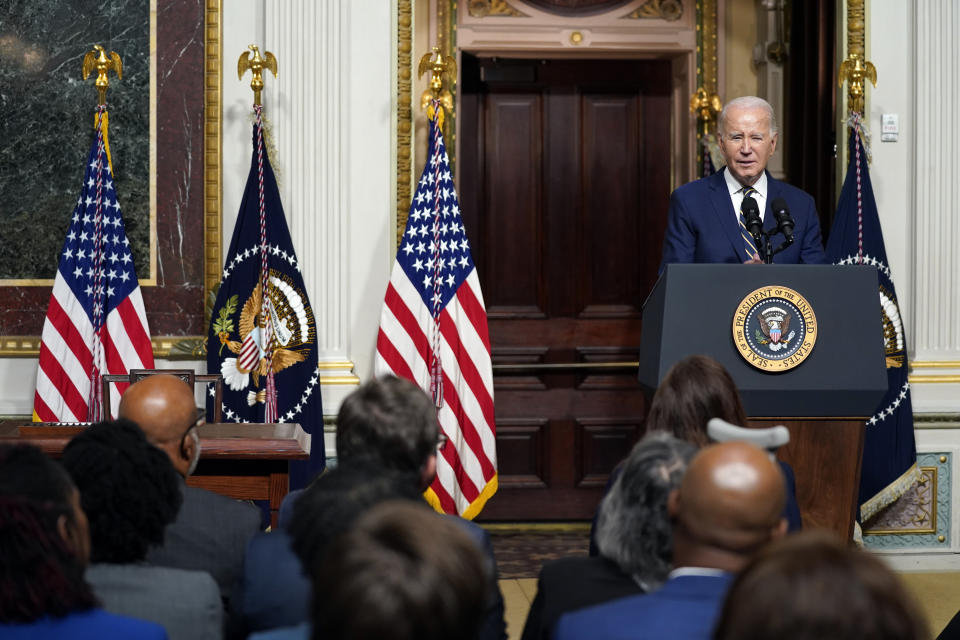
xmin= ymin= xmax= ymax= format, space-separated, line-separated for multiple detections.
xmin=460 ymin=56 xmax=672 ymax=519
xmin=483 ymin=94 xmax=544 ymax=314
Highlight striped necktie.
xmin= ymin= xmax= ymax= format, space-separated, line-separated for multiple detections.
xmin=738 ymin=186 xmax=759 ymax=259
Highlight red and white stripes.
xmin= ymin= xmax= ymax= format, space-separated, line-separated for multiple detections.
xmin=35 ymin=278 xmax=152 ymax=422
xmin=376 ymin=266 xmax=496 ymax=517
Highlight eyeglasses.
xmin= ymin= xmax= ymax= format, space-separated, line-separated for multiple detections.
xmin=180 ymin=408 xmax=206 ymax=441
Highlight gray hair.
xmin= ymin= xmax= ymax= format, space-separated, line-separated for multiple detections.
xmin=718 ymin=96 xmax=778 ymax=137
xmin=595 ymin=432 xmax=696 ymax=590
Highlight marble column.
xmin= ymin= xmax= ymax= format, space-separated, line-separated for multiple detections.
xmin=913 ymin=1 xmax=960 ymax=362
xmin=909 ymin=0 xmax=960 ymax=411
xmin=222 ymin=0 xmax=396 ymax=421
xmin=263 ymin=2 xmax=350 ymax=376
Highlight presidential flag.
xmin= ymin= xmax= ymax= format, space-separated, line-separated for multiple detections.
xmin=375 ymin=105 xmax=497 ymax=519
xmin=826 ymin=115 xmax=918 ymax=522
xmin=34 ymin=107 xmax=154 ymax=422
xmin=207 ymin=106 xmax=323 ymax=487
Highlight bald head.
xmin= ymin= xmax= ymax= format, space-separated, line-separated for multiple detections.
xmin=669 ymin=441 xmax=787 ymax=571
xmin=118 ymin=374 xmax=199 ymax=477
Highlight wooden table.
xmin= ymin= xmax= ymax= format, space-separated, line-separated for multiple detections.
xmin=0 ymin=422 xmax=309 ymax=529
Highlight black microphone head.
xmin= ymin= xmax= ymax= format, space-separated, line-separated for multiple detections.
xmin=741 ymin=195 xmax=763 ymax=236
xmin=771 ymin=197 xmax=794 ymax=236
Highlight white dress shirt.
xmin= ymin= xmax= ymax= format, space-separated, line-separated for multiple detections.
xmin=724 ymin=167 xmax=768 ymax=223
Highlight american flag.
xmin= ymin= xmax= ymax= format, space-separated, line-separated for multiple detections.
xmin=375 ymin=107 xmax=497 ymax=519
xmin=33 ymin=108 xmax=154 ymax=422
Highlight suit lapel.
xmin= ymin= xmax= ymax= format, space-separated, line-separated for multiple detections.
xmin=764 ymin=172 xmax=782 ymax=236
xmin=707 ymin=170 xmax=746 ymax=261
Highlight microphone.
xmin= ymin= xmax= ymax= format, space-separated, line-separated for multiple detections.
xmin=771 ymin=197 xmax=794 ymax=241
xmin=741 ymin=194 xmax=764 ymax=241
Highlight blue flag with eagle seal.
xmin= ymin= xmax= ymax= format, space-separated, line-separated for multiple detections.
xmin=207 ymin=123 xmax=323 ymax=488
xmin=826 ymin=119 xmax=918 ymax=523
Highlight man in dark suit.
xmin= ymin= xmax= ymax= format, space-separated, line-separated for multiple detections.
xmin=554 ymin=441 xmax=788 ymax=640
xmin=118 ymin=374 xmax=262 ymax=609
xmin=238 ymin=376 xmax=507 ymax=640
xmin=660 ymin=96 xmax=827 ymax=268
xmin=521 ymin=433 xmax=696 ymax=640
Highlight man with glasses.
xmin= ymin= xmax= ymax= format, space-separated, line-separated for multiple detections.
xmin=118 ymin=374 xmax=262 ymax=612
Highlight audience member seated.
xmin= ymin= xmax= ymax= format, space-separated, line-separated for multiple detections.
xmin=0 ymin=444 xmax=167 ymax=640
xmin=521 ymin=432 xmax=696 ymax=640
xmin=313 ymin=500 xmax=487 ymax=640
xmin=240 ymin=462 xmax=421 ymax=638
xmin=645 ymin=354 xmax=748 ymax=447
xmin=556 ymin=441 xmax=788 ymax=640
xmin=590 ymin=354 xmax=801 ymax=555
xmin=239 ymin=375 xmax=506 ymax=639
xmin=714 ymin=530 xmax=929 ymax=640
xmin=62 ymin=419 xmax=223 ymax=640
xmin=118 ymin=374 xmax=262 ymax=608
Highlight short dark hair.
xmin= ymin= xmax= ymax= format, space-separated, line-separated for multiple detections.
xmin=288 ymin=461 xmax=422 ymax=579
xmin=713 ymin=531 xmax=929 ymax=640
xmin=646 ymin=355 xmax=747 ymax=446
xmin=595 ymin=432 xmax=696 ymax=588
xmin=62 ymin=418 xmax=182 ymax=564
xmin=336 ymin=376 xmax=438 ymax=476
xmin=0 ymin=445 xmax=97 ymax=622
xmin=312 ymin=500 xmax=486 ymax=640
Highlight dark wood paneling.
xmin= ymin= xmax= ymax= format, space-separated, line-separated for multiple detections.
xmin=577 ymin=346 xmax=641 ymax=390
xmin=461 ymin=56 xmax=672 ymax=520
xmin=492 ymin=347 xmax=548 ymax=390
xmin=494 ymin=419 xmax=549 ymax=488
xmin=543 ymin=83 xmax=580 ymax=317
xmin=750 ymin=417 xmax=864 ymax=538
xmin=637 ymin=78 xmax=673 ymax=293
xmin=483 ymin=94 xmax=543 ymax=313
xmin=576 ymin=418 xmax=644 ymax=488
xmin=581 ymin=94 xmax=642 ymax=314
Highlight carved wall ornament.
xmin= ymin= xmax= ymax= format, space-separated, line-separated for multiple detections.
xmin=396 ymin=0 xmax=413 ymax=248
xmin=623 ymin=0 xmax=683 ymax=21
xmin=522 ymin=0 xmax=633 ymax=15
xmin=467 ymin=0 xmax=528 ymax=18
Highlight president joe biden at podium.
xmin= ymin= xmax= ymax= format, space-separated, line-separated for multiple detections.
xmin=660 ymin=96 xmax=827 ymax=269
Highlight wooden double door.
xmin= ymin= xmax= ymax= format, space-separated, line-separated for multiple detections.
xmin=458 ymin=57 xmax=674 ymax=520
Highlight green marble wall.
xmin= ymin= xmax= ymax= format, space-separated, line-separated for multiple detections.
xmin=0 ymin=0 xmax=150 ymax=280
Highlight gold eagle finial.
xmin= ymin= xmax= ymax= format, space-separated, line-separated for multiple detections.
xmin=238 ymin=44 xmax=278 ymax=107
xmin=82 ymin=45 xmax=123 ymax=106
xmin=419 ymin=47 xmax=456 ymax=117
xmin=838 ymin=54 xmax=877 ymax=115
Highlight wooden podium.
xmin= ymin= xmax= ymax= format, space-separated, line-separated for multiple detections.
xmin=0 ymin=422 xmax=309 ymax=529
xmin=639 ymin=264 xmax=888 ymax=538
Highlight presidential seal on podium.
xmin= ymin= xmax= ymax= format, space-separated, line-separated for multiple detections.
xmin=733 ymin=285 xmax=818 ymax=372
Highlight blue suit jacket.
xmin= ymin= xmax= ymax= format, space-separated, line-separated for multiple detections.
xmin=554 ymin=573 xmax=733 ymax=640
xmin=660 ymin=170 xmax=827 ymax=269
xmin=145 ymin=478 xmax=262 ymax=607
xmin=0 ymin=609 xmax=167 ymax=640
xmin=241 ymin=501 xmax=506 ymax=640
xmin=237 ymin=531 xmax=311 ymax=635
